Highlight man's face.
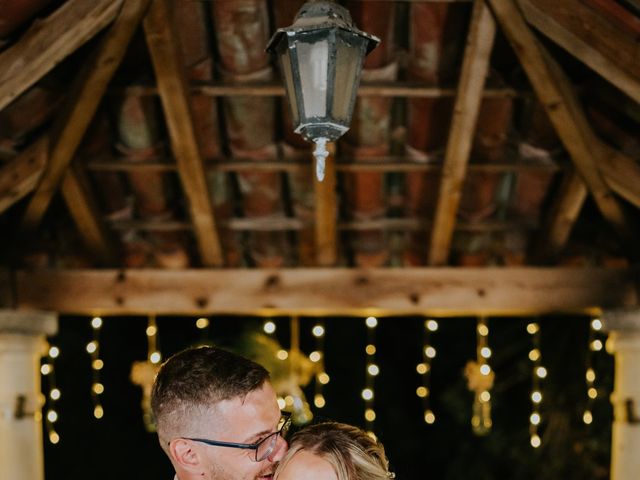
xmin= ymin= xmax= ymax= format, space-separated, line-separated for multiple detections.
xmin=196 ymin=382 xmax=287 ymax=480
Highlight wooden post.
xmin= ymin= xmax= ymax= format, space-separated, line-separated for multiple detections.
xmin=314 ymin=142 xmax=338 ymax=266
xmin=0 ymin=311 xmax=57 ymax=480
xmin=602 ymin=309 xmax=640 ymax=480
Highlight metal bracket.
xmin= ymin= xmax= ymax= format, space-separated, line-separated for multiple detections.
xmin=14 ymin=395 xmax=35 ymax=420
xmin=625 ymin=398 xmax=640 ymax=424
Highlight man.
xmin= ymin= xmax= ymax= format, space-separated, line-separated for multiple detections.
xmin=151 ymin=346 xmax=289 ymax=480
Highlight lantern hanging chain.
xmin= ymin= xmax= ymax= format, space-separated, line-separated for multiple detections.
xmin=419 ymin=319 xmax=438 ymax=424
xmin=311 ymin=320 xmax=327 ymax=409
xmin=363 ymin=316 xmax=379 ymax=434
xmin=88 ymin=316 xmax=104 ymax=419
xmin=527 ymin=320 xmax=545 ymax=448
xmin=147 ymin=315 xmax=162 ymax=365
xmin=42 ymin=339 xmax=61 ymax=444
xmin=584 ymin=316 xmax=603 ymax=425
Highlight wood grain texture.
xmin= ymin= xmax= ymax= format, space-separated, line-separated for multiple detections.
xmin=13 ymin=268 xmax=638 ymax=315
xmin=0 ymin=137 xmax=48 ymax=214
xmin=428 ymin=0 xmax=497 ymax=265
xmin=314 ymin=143 xmax=338 ymax=266
xmin=20 ymin=0 xmax=151 ymax=231
xmin=0 ymin=0 xmax=123 ymax=110
xmin=143 ymin=0 xmax=223 ymax=267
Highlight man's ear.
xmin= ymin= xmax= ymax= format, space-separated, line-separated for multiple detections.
xmin=169 ymin=439 xmax=204 ymax=474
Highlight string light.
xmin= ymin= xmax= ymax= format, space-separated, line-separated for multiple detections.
xmin=313 ymin=320 xmax=328 ymax=409
xmin=89 ymin=317 xmax=104 ymax=420
xmin=364 ymin=316 xmax=378 ymax=433
xmin=42 ymin=341 xmax=61 ymax=444
xmin=418 ymin=318 xmax=437 ymax=425
xmin=528 ymin=320 xmax=544 ymax=448
xmin=147 ymin=315 xmax=161 ymax=366
xmin=195 ymin=317 xmax=211 ymax=345
xmin=584 ymin=316 xmax=604 ymax=425
xmin=471 ymin=316 xmax=492 ymax=435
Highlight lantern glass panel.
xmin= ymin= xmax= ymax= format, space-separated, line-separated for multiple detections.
xmin=296 ymin=38 xmax=329 ymax=119
xmin=331 ymin=34 xmax=367 ymax=122
xmin=278 ymin=44 xmax=299 ymax=126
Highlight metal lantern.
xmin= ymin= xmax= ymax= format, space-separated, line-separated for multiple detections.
xmin=267 ymin=0 xmax=380 ymax=181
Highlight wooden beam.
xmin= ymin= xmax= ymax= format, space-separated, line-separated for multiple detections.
xmin=143 ymin=0 xmax=223 ymax=267
xmin=314 ymin=143 xmax=338 ymax=266
xmin=20 ymin=0 xmax=151 ymax=232
xmin=0 ymin=137 xmax=47 ymax=215
xmin=0 ymin=0 xmax=123 ymax=111
xmin=518 ymin=0 xmax=640 ymax=103
xmin=534 ymin=170 xmax=588 ymax=262
xmin=107 ymin=216 xmax=538 ymax=233
xmin=116 ymin=82 xmax=518 ymax=98
xmin=61 ymin=167 xmax=117 ymax=265
xmin=85 ymin=157 xmax=563 ymax=174
xmin=428 ymin=0 xmax=497 ymax=265
xmin=13 ymin=267 xmax=638 ymax=315
xmin=487 ymin=0 xmax=634 ymax=244
xmin=599 ymin=145 xmax=640 ymax=210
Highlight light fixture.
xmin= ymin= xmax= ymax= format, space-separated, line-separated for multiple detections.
xmin=267 ymin=0 xmax=380 ymax=181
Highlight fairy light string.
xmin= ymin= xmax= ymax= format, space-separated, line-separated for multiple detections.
xmin=147 ymin=315 xmax=162 ymax=366
xmin=471 ymin=316 xmax=493 ymax=435
xmin=584 ymin=316 xmax=604 ymax=425
xmin=87 ymin=316 xmax=104 ymax=419
xmin=527 ymin=320 xmax=546 ymax=448
xmin=417 ymin=318 xmax=438 ymax=424
xmin=363 ymin=316 xmax=379 ymax=434
xmin=42 ymin=341 xmax=61 ymax=444
xmin=311 ymin=320 xmax=327 ymax=409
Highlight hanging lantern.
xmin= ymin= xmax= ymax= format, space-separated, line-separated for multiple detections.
xmin=267 ymin=0 xmax=380 ymax=181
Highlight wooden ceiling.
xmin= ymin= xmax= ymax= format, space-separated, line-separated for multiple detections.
xmin=0 ymin=0 xmax=639 ymax=314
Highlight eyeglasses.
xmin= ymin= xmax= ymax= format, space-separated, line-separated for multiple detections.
xmin=181 ymin=411 xmax=291 ymax=462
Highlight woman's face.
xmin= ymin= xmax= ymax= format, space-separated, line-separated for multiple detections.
xmin=275 ymin=450 xmax=338 ymax=480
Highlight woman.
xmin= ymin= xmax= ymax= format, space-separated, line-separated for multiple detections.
xmin=275 ymin=422 xmax=395 ymax=480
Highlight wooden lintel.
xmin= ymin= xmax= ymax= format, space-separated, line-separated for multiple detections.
xmin=314 ymin=143 xmax=338 ymax=266
xmin=143 ymin=0 xmax=223 ymax=267
xmin=487 ymin=0 xmax=633 ymax=244
xmin=13 ymin=268 xmax=638 ymax=315
xmin=0 ymin=0 xmax=123 ymax=111
xmin=0 ymin=137 xmax=48 ymax=215
xmin=20 ymin=0 xmax=151 ymax=232
xmin=428 ymin=0 xmax=497 ymax=266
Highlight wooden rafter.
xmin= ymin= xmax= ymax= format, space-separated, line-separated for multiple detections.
xmin=487 ymin=0 xmax=634 ymax=245
xmin=61 ymin=166 xmax=117 ymax=265
xmin=428 ymin=0 xmax=497 ymax=266
xmin=0 ymin=137 xmax=47 ymax=215
xmin=20 ymin=0 xmax=152 ymax=232
xmin=518 ymin=0 xmax=640 ymax=104
xmin=0 ymin=0 xmax=123 ymax=111
xmin=13 ymin=268 xmax=637 ymax=315
xmin=314 ymin=143 xmax=338 ymax=266
xmin=534 ymin=171 xmax=588 ymax=262
xmin=143 ymin=0 xmax=223 ymax=267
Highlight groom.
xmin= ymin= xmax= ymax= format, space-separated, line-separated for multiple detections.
xmin=151 ymin=346 xmax=289 ymax=480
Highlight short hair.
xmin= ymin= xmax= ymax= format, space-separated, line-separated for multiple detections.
xmin=277 ymin=422 xmax=394 ymax=480
xmin=151 ymin=346 xmax=269 ymax=448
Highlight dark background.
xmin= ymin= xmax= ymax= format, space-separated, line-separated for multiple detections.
xmin=42 ymin=313 xmax=613 ymax=479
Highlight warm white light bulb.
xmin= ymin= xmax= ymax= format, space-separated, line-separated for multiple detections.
xmin=361 ymin=388 xmax=374 ymax=401
xmin=196 ymin=317 xmax=209 ymax=329
xmin=366 ymin=316 xmax=378 ymax=328
xmin=49 ymin=346 xmax=60 ymax=359
xmin=426 ymin=320 xmax=438 ymax=332
xmin=91 ymin=317 xmax=103 ymax=329
xmin=312 ymin=325 xmax=325 ymax=337
xmin=367 ymin=364 xmax=380 ymax=376
xmin=263 ymin=321 xmax=276 ymax=334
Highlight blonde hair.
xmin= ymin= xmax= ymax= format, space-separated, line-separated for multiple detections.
xmin=277 ymin=422 xmax=394 ymax=480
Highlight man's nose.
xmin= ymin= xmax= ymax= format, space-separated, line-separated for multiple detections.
xmin=268 ymin=435 xmax=288 ymax=462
